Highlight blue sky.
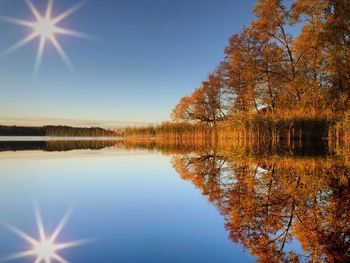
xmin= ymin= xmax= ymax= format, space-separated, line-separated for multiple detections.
xmin=0 ymin=0 xmax=256 ymax=125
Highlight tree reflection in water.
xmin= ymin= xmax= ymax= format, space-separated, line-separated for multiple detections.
xmin=171 ymin=145 xmax=350 ymax=262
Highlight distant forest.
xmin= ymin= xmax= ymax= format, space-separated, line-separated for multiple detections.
xmin=0 ymin=125 xmax=117 ymax=137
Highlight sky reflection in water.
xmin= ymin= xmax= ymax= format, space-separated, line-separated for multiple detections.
xmin=0 ymin=143 xmax=253 ymax=263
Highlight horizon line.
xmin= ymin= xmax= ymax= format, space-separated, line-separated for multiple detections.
xmin=0 ymin=116 xmax=157 ymax=129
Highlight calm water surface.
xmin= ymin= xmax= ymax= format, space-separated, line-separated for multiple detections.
xmin=0 ymin=138 xmax=349 ymax=262
xmin=0 ymin=140 xmax=254 ymax=263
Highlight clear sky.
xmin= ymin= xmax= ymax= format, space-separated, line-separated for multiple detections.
xmin=0 ymin=0 xmax=256 ymax=126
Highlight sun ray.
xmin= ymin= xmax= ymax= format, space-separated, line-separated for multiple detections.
xmin=0 ymin=16 xmax=35 ymax=27
xmin=2 ymin=204 xmax=90 ymax=263
xmin=54 ymin=27 xmax=91 ymax=39
xmin=50 ymin=35 xmax=74 ymax=71
xmin=0 ymin=0 xmax=88 ymax=76
xmin=54 ymin=238 xmax=93 ymax=251
xmin=45 ymin=0 xmax=54 ymax=19
xmin=49 ymin=205 xmax=74 ymax=243
xmin=1 ymin=250 xmax=36 ymax=261
xmin=53 ymin=2 xmax=85 ymax=24
xmin=34 ymin=36 xmax=46 ymax=78
xmin=25 ymin=0 xmax=42 ymax=21
xmin=1 ymin=221 xmax=38 ymax=246
xmin=34 ymin=202 xmax=46 ymax=242
xmin=2 ymin=32 xmax=38 ymax=56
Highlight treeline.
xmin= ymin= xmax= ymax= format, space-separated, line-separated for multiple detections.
xmin=0 ymin=125 xmax=117 ymax=137
xmin=0 ymin=125 xmax=45 ymax=136
xmin=45 ymin=126 xmax=116 ymax=137
xmin=171 ymin=0 xmax=350 ymax=126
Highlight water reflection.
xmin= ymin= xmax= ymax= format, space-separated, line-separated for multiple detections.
xmin=171 ymin=150 xmax=350 ymax=262
xmin=0 ymin=140 xmax=119 ymax=152
xmin=3 ymin=203 xmax=90 ymax=263
xmin=0 ymin=138 xmax=349 ymax=262
xmin=121 ymin=140 xmax=349 ymax=262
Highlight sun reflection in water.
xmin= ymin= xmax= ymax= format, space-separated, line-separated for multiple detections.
xmin=2 ymin=203 xmax=91 ymax=263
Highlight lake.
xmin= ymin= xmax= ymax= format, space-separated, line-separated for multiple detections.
xmin=0 ymin=138 xmax=349 ymax=262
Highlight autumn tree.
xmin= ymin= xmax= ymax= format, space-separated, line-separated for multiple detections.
xmin=291 ymin=0 xmax=335 ymax=113
xmin=172 ymin=73 xmax=227 ymax=126
xmin=224 ymin=31 xmax=261 ymax=113
xmin=323 ymin=0 xmax=350 ymax=110
xmin=224 ymin=27 xmax=288 ymax=113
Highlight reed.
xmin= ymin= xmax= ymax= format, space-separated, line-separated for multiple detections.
xmin=118 ymin=115 xmax=342 ymax=145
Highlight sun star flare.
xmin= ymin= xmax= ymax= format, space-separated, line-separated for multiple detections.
xmin=2 ymin=203 xmax=91 ymax=263
xmin=1 ymin=0 xmax=89 ymax=77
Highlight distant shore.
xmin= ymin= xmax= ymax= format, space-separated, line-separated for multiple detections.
xmin=0 ymin=125 xmax=117 ymax=137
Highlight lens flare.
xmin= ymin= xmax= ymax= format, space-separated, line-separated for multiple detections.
xmin=0 ymin=0 xmax=90 ymax=78
xmin=2 ymin=203 xmax=91 ymax=263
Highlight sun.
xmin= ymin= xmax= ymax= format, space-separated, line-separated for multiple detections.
xmin=34 ymin=18 xmax=56 ymax=38
xmin=34 ymin=240 xmax=56 ymax=259
xmin=0 ymin=0 xmax=89 ymax=77
xmin=2 ymin=203 xmax=91 ymax=263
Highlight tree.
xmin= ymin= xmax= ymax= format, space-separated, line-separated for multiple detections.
xmin=251 ymin=0 xmax=303 ymax=110
xmin=224 ymin=31 xmax=261 ymax=113
xmin=291 ymin=0 xmax=333 ymax=112
xmin=172 ymin=73 xmax=227 ymax=126
xmin=323 ymin=0 xmax=350 ymax=110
